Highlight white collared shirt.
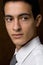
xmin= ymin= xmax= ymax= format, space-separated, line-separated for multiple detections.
xmin=15 ymin=36 xmax=43 ymax=65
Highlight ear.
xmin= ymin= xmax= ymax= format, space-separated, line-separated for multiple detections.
xmin=35 ymin=14 xmax=42 ymax=27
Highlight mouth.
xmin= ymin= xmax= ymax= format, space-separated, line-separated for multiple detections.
xmin=11 ymin=34 xmax=23 ymax=39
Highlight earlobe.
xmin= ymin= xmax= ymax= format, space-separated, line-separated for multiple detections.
xmin=35 ymin=14 xmax=42 ymax=27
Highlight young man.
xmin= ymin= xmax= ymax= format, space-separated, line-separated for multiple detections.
xmin=3 ymin=0 xmax=43 ymax=65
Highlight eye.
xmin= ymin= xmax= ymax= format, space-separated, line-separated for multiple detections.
xmin=5 ymin=17 xmax=13 ymax=22
xmin=19 ymin=15 xmax=30 ymax=22
xmin=22 ymin=16 xmax=29 ymax=20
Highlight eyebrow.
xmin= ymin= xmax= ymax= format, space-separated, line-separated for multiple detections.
xmin=18 ymin=13 xmax=31 ymax=17
xmin=5 ymin=13 xmax=32 ymax=18
xmin=5 ymin=15 xmax=13 ymax=18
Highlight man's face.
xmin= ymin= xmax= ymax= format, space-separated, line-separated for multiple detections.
xmin=4 ymin=1 xmax=39 ymax=47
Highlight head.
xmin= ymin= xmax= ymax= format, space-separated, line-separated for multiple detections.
xmin=3 ymin=0 xmax=42 ymax=49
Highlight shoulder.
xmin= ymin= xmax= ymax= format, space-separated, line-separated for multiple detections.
xmin=32 ymin=43 xmax=43 ymax=55
xmin=32 ymin=44 xmax=43 ymax=65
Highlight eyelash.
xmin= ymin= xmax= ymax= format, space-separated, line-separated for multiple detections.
xmin=19 ymin=16 xmax=30 ymax=21
xmin=5 ymin=18 xmax=13 ymax=22
xmin=5 ymin=15 xmax=30 ymax=23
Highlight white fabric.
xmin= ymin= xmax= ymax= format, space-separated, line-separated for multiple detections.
xmin=15 ymin=36 xmax=43 ymax=65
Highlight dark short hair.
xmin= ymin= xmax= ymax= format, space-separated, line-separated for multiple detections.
xmin=3 ymin=0 xmax=40 ymax=19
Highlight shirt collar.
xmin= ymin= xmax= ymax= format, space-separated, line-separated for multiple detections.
xmin=15 ymin=36 xmax=41 ymax=63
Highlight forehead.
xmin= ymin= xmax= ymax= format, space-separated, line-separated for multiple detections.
xmin=4 ymin=1 xmax=32 ymax=16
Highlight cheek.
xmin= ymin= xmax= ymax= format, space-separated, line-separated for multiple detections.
xmin=5 ymin=23 xmax=12 ymax=34
xmin=22 ymin=22 xmax=35 ymax=35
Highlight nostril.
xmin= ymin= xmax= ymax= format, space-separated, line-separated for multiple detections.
xmin=12 ymin=23 xmax=21 ymax=31
xmin=13 ymin=27 xmax=21 ymax=32
xmin=17 ymin=28 xmax=21 ymax=31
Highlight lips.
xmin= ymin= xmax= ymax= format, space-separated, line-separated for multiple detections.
xmin=11 ymin=34 xmax=23 ymax=39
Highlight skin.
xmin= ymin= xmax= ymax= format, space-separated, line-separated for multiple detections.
xmin=4 ymin=1 xmax=42 ymax=51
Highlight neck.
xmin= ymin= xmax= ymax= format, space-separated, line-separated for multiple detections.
xmin=15 ymin=33 xmax=38 ymax=52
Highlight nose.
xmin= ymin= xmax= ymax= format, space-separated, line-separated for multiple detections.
xmin=13 ymin=18 xmax=21 ymax=31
